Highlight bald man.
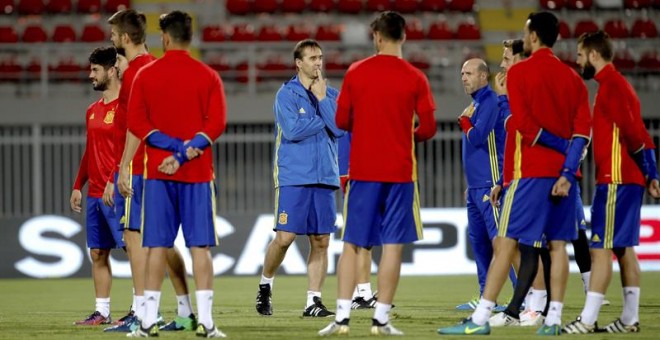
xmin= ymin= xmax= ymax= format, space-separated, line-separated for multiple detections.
xmin=455 ymin=59 xmax=510 ymax=311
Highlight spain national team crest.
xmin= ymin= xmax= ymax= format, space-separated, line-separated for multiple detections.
xmin=278 ymin=211 xmax=288 ymax=225
xmin=103 ymin=110 xmax=115 ymax=124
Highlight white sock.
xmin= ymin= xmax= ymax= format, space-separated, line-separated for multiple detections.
xmin=530 ymin=289 xmax=547 ymax=312
xmin=373 ymin=302 xmax=392 ymax=324
xmin=620 ymin=286 xmax=640 ymax=325
xmin=356 ymin=282 xmax=373 ymax=299
xmin=196 ymin=290 xmax=214 ymax=329
xmin=143 ymin=290 xmax=161 ymax=328
xmin=352 ymin=286 xmax=359 ymax=299
xmin=131 ymin=288 xmax=137 ymax=312
xmin=581 ymin=271 xmax=591 ymax=294
xmin=176 ymin=294 xmax=193 ymax=318
xmin=335 ymin=299 xmax=352 ymax=323
xmin=260 ymin=275 xmax=274 ymax=290
xmin=545 ymin=301 xmax=563 ymax=326
xmin=579 ymin=291 xmax=603 ymax=326
xmin=523 ymin=289 xmax=534 ymax=312
xmin=95 ymin=297 xmax=110 ymax=318
xmin=470 ymin=298 xmax=495 ymax=326
xmin=135 ymin=295 xmax=146 ymax=321
xmin=306 ymin=291 xmax=321 ymax=308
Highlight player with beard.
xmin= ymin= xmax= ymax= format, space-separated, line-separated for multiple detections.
xmin=564 ymin=30 xmax=660 ymax=334
xmin=71 ymin=46 xmax=124 ymax=326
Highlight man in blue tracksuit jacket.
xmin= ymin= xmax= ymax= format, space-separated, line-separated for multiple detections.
xmin=255 ymin=39 xmax=344 ymax=318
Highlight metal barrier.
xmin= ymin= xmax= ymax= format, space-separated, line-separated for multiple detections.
xmin=1 ymin=121 xmax=659 ymax=219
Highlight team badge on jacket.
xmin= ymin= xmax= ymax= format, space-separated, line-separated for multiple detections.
xmin=104 ymin=110 xmax=115 ymax=124
xmin=278 ymin=211 xmax=288 ymax=225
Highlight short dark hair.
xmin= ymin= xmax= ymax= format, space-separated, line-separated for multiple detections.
xmin=293 ymin=39 xmax=322 ymax=62
xmin=89 ymin=46 xmax=118 ymax=70
xmin=370 ymin=11 xmax=406 ymax=42
xmin=159 ymin=10 xmax=193 ymax=43
xmin=578 ymin=30 xmax=613 ymax=62
xmin=527 ymin=12 xmax=559 ymax=48
xmin=503 ymin=39 xmax=524 ymax=55
xmin=116 ymin=47 xmax=126 ymax=57
xmin=108 ymin=9 xmax=147 ymax=45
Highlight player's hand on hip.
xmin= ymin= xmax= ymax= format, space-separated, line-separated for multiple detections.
xmin=494 ymin=72 xmax=507 ymax=96
xmin=102 ymin=182 xmax=114 ymax=207
xmin=490 ymin=185 xmax=502 ymax=207
xmin=648 ymin=179 xmax=660 ymax=199
xmin=551 ymin=176 xmax=572 ymax=197
xmin=310 ymin=69 xmax=326 ymax=101
xmin=70 ymin=189 xmax=82 ymax=213
xmin=118 ymin=166 xmax=133 ymax=198
xmin=158 ymin=155 xmax=180 ymax=175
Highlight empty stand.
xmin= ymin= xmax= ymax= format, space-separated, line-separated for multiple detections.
xmin=226 ymin=0 xmax=251 ymax=15
xmin=52 ymin=24 xmax=76 ymax=42
xmin=46 ymin=0 xmax=71 ymax=13
xmin=573 ymin=19 xmax=599 ymax=37
xmin=604 ymin=19 xmax=629 ymax=38
xmin=104 ymin=0 xmax=129 ymax=13
xmin=0 ymin=0 xmax=15 ymax=15
xmin=631 ymin=18 xmax=657 ymax=38
xmin=80 ymin=24 xmax=105 ymax=42
xmin=22 ymin=25 xmax=48 ymax=42
xmin=281 ymin=0 xmax=306 ymax=13
xmin=337 ymin=0 xmax=363 ymax=13
xmin=309 ymin=0 xmax=335 ymax=12
xmin=284 ymin=23 xmax=313 ymax=41
xmin=253 ymin=0 xmax=278 ymax=13
xmin=394 ymin=0 xmax=419 ymax=13
xmin=448 ymin=0 xmax=475 ymax=12
xmin=0 ymin=25 xmax=19 ymax=42
xmin=540 ymin=0 xmax=566 ymax=9
xmin=77 ymin=0 xmax=100 ymax=13
xmin=17 ymin=0 xmax=45 ymax=15
xmin=421 ymin=0 xmax=447 ymax=11
xmin=315 ymin=23 xmax=341 ymax=41
xmin=366 ymin=0 xmax=393 ymax=12
xmin=230 ymin=23 xmax=256 ymax=41
xmin=567 ymin=0 xmax=593 ymax=9
xmin=202 ymin=25 xmax=226 ymax=42
xmin=257 ymin=24 xmax=282 ymax=41
xmin=428 ymin=20 xmax=453 ymax=39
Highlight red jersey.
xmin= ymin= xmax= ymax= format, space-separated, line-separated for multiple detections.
xmin=111 ymin=53 xmax=156 ymax=180
xmin=73 ymin=98 xmax=119 ymax=198
xmin=503 ymin=48 xmax=591 ymax=185
xmin=127 ymin=50 xmax=226 ymax=183
xmin=336 ymin=55 xmax=436 ymax=182
xmin=593 ymin=63 xmax=654 ymax=185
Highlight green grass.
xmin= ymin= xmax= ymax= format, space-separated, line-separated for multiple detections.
xmin=1 ymin=273 xmax=659 ymax=339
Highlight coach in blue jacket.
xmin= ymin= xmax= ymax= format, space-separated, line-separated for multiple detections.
xmin=255 ymin=39 xmax=344 ymax=319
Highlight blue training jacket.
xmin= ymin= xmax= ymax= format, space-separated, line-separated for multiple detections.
xmin=461 ymin=85 xmax=505 ymax=189
xmin=273 ymin=75 xmax=344 ymax=188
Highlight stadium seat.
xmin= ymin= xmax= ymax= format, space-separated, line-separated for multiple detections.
xmin=0 ymin=57 xmax=22 ymax=82
xmin=284 ymin=23 xmax=313 ymax=41
xmin=226 ymin=0 xmax=251 ymax=15
xmin=428 ymin=20 xmax=453 ymax=39
xmin=405 ymin=18 xmax=425 ymax=40
xmin=0 ymin=0 xmax=15 ymax=15
xmin=613 ymin=48 xmax=636 ymax=71
xmin=421 ymin=0 xmax=446 ymax=11
xmin=51 ymin=57 xmax=82 ymax=82
xmin=26 ymin=58 xmax=41 ymax=81
xmin=631 ymin=18 xmax=657 ymax=38
xmin=234 ymin=60 xmax=262 ymax=84
xmin=573 ymin=19 xmax=599 ymax=38
xmin=104 ymin=0 xmax=129 ymax=13
xmin=448 ymin=0 xmax=474 ymax=12
xmin=17 ymin=0 xmax=45 ymax=15
xmin=567 ymin=0 xmax=593 ymax=9
xmin=202 ymin=25 xmax=226 ymax=42
xmin=559 ymin=20 xmax=571 ymax=39
xmin=337 ymin=0 xmax=363 ymax=13
xmin=22 ymin=25 xmax=48 ymax=42
xmin=324 ymin=51 xmax=345 ymax=76
xmin=281 ymin=0 xmax=306 ymax=12
xmin=624 ymin=0 xmax=652 ymax=7
xmin=46 ymin=0 xmax=71 ymax=13
xmin=258 ymin=55 xmax=290 ymax=80
xmin=0 ymin=25 xmax=19 ymax=42
xmin=80 ymin=24 xmax=105 ymax=42
xmin=230 ymin=23 xmax=256 ymax=41
xmin=556 ymin=50 xmax=578 ymax=69
xmin=408 ymin=51 xmax=430 ymax=70
xmin=309 ymin=0 xmax=335 ymax=12
xmin=394 ymin=0 xmax=418 ymax=13
xmin=257 ymin=24 xmax=282 ymax=41
xmin=539 ymin=0 xmax=566 ymax=9
xmin=315 ymin=24 xmax=341 ymax=40
xmin=77 ymin=0 xmax=100 ymax=13
xmin=603 ymin=19 xmax=629 ymax=38
xmin=206 ymin=55 xmax=231 ymax=73
xmin=595 ymin=0 xmax=622 ymax=8
xmin=52 ymin=24 xmax=76 ymax=42
xmin=253 ymin=0 xmax=278 ymax=13
xmin=456 ymin=20 xmax=480 ymax=40
xmin=638 ymin=50 xmax=660 ymax=71
xmin=366 ymin=0 xmax=393 ymax=12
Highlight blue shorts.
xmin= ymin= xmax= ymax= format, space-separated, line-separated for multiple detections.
xmin=499 ymin=178 xmax=577 ymax=247
xmin=114 ymin=173 xmax=143 ymax=232
xmin=274 ymin=185 xmax=337 ymax=235
xmin=467 ymin=187 xmax=499 ymax=240
xmin=342 ymin=180 xmax=423 ymax=248
xmin=590 ymin=184 xmax=644 ymax=249
xmin=576 ymin=185 xmax=587 ymax=231
xmin=142 ymin=179 xmax=218 ymax=248
xmin=86 ymin=197 xmax=124 ymax=249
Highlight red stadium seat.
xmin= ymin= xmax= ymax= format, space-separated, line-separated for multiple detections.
xmin=77 ymin=0 xmax=100 ymax=13
xmin=202 ymin=25 xmax=226 ymax=42
xmin=0 ymin=0 xmax=15 ymax=15
xmin=556 ymin=50 xmax=578 ymax=69
xmin=0 ymin=57 xmax=22 ymax=82
xmin=613 ymin=48 xmax=635 ymax=71
xmin=104 ymin=0 xmax=129 ymax=13
xmin=234 ymin=61 xmax=262 ymax=84
xmin=206 ymin=55 xmax=231 ymax=73
xmin=456 ymin=20 xmax=480 ymax=40
xmin=567 ymin=0 xmax=593 ymax=9
xmin=23 ymin=25 xmax=48 ymax=42
xmin=51 ymin=57 xmax=82 ymax=82
xmin=315 ymin=24 xmax=341 ymax=40
xmin=253 ymin=0 xmax=278 ymax=13
xmin=624 ymin=0 xmax=652 ymax=8
xmin=603 ymin=19 xmax=629 ymax=38
xmin=558 ymin=20 xmax=571 ymax=39
xmin=52 ymin=24 xmax=76 ymax=42
xmin=428 ymin=20 xmax=453 ymax=39
xmin=0 ymin=25 xmax=19 ymax=42
xmin=631 ymin=18 xmax=657 ymax=38
xmin=366 ymin=0 xmax=393 ymax=12
xmin=282 ymin=0 xmax=306 ymax=12
xmin=638 ymin=50 xmax=660 ymax=71
xmin=421 ymin=0 xmax=446 ymax=11
xmin=405 ymin=18 xmax=425 ymax=40
xmin=284 ymin=23 xmax=313 ymax=41
xmin=257 ymin=24 xmax=282 ymax=41
xmin=17 ymin=0 xmax=45 ymax=15
xmin=230 ymin=23 xmax=256 ymax=41
xmin=26 ymin=58 xmax=41 ymax=81
xmin=258 ymin=55 xmax=290 ymax=80
xmin=324 ymin=51 xmax=345 ymax=77
xmin=448 ymin=0 xmax=474 ymax=12
xmin=408 ymin=51 xmax=430 ymax=70
xmin=46 ymin=0 xmax=71 ymax=13
xmin=337 ymin=0 xmax=362 ymax=13
xmin=226 ymin=0 xmax=251 ymax=15
xmin=539 ymin=0 xmax=566 ymax=9
xmin=394 ymin=0 xmax=419 ymax=13
xmin=81 ymin=24 xmax=105 ymax=42
xmin=573 ymin=19 xmax=599 ymax=38
xmin=309 ymin=0 xmax=335 ymax=11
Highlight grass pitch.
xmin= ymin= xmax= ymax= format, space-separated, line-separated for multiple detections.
xmin=1 ymin=273 xmax=659 ymax=339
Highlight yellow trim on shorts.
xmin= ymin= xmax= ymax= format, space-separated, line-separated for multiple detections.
xmin=498 ymin=179 xmax=519 ymax=237
xmin=605 ymin=183 xmax=617 ymax=249
xmin=413 ymin=182 xmax=423 ymax=240
xmin=210 ymin=181 xmax=219 ymax=246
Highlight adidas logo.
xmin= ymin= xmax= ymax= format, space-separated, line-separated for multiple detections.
xmin=298 ymin=107 xmax=306 ymax=114
xmin=591 ymin=234 xmax=601 ymax=243
xmin=482 ymin=195 xmax=490 ymax=202
xmin=306 ymin=306 xmax=326 ymax=316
